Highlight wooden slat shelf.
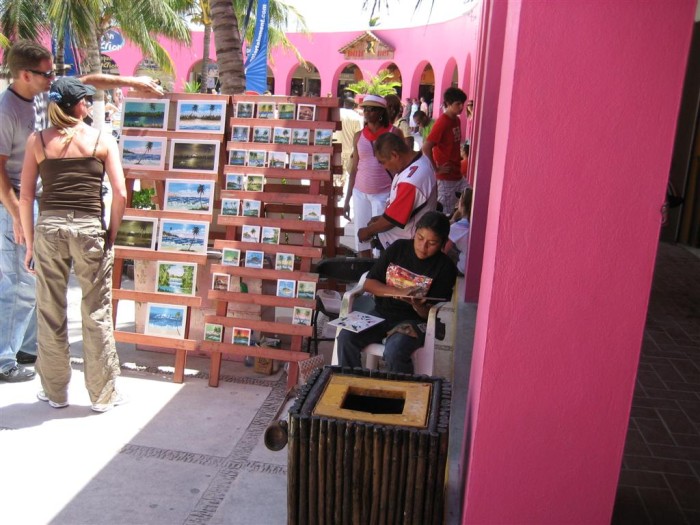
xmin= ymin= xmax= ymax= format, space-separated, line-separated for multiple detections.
xmin=226 ymin=142 xmax=333 ymax=154
xmin=114 ymin=330 xmax=199 ymax=351
xmin=213 ymin=240 xmax=322 ymax=259
xmin=112 ymin=289 xmax=203 ymax=308
xmin=208 ymin=290 xmax=315 ymax=309
xmin=122 ymin=129 xmax=225 ymax=141
xmin=113 ymin=247 xmax=208 ymax=264
xmin=120 ymin=207 xmax=215 ymax=223
xmin=217 ymin=215 xmax=326 ymax=232
xmin=125 ymin=170 xmax=219 ymax=182
xmin=210 ymin=263 xmax=319 ymax=281
xmin=219 ymin=190 xmax=328 ymax=205
xmin=201 ymin=341 xmax=310 ymax=362
xmin=223 ymin=165 xmax=330 ymax=181
xmin=205 ymin=315 xmax=313 ymax=336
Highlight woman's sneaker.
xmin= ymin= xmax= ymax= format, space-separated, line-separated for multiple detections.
xmin=36 ymin=391 xmax=69 ymax=409
xmin=91 ymin=392 xmax=128 ymax=413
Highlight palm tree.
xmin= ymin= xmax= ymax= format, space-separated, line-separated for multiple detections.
xmin=208 ymin=104 xmax=215 ymax=117
xmin=196 ymin=184 xmax=205 ymax=209
xmin=187 ymin=225 xmax=201 ymax=251
xmin=191 ymin=104 xmax=199 ymax=119
xmin=136 ymin=141 xmax=153 ymax=165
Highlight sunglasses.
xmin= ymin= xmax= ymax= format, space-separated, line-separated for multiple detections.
xmin=27 ymin=69 xmax=56 ymax=79
xmin=363 ymin=106 xmax=382 ymax=113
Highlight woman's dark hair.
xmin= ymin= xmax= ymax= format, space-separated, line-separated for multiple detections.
xmin=384 ymin=94 xmax=402 ymax=122
xmin=376 ymin=107 xmax=391 ymax=127
xmin=416 ymin=211 xmax=451 ymax=244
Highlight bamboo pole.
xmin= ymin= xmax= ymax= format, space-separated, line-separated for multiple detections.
xmin=352 ymin=424 xmax=365 ymax=525
xmin=334 ymin=420 xmax=346 ymax=525
xmin=308 ymin=416 xmax=320 ymax=525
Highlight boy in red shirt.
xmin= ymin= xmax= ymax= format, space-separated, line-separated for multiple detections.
xmin=422 ymin=87 xmax=467 ymax=215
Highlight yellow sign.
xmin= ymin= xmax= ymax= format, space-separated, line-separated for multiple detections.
xmin=339 ymin=31 xmax=395 ymax=60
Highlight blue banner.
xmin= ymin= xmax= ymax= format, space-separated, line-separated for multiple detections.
xmin=52 ymin=23 xmax=81 ymax=76
xmin=244 ymin=0 xmax=269 ymax=94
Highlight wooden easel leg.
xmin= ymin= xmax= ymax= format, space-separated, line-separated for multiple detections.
xmin=209 ymin=351 xmax=222 ymax=387
xmin=287 ymin=362 xmax=299 ymax=391
xmin=173 ymin=349 xmax=186 ymax=383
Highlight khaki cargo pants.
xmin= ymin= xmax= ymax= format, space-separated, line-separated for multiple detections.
xmin=33 ymin=211 xmax=120 ymax=406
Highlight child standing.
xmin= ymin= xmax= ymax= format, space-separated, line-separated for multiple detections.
xmin=444 ymin=188 xmax=473 ymax=275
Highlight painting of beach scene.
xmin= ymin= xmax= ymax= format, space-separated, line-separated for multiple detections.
xmin=296 ymin=104 xmax=316 ymax=121
xmin=247 ymin=150 xmax=266 ymax=168
xmin=277 ymin=279 xmax=296 ymax=298
xmin=292 ymin=306 xmax=313 ymax=326
xmin=297 ymin=281 xmax=316 ymax=300
xmin=122 ymin=99 xmax=169 ymax=130
xmin=314 ymin=129 xmax=333 ymax=146
xmin=170 ymin=139 xmax=220 ymax=174
xmin=228 ymin=149 xmax=246 ymax=166
xmin=119 ymin=137 xmax=166 ymax=170
xmin=175 ymin=100 xmax=226 ymax=133
xmin=257 ymin=102 xmax=275 ymax=119
xmin=245 ymin=175 xmax=265 ymax=192
xmin=156 ymin=261 xmax=197 ymax=296
xmin=273 ymin=127 xmax=291 ymax=144
xmin=231 ymin=125 xmax=250 ymax=142
xmin=221 ymin=248 xmax=241 ymax=266
xmin=244 ymin=250 xmax=264 ymax=269
xmin=252 ymin=126 xmax=271 ymax=143
xmin=312 ymin=153 xmax=330 ymax=170
xmin=158 ymin=219 xmax=209 ymax=254
xmin=236 ymin=102 xmax=254 ymax=118
xmin=114 ymin=216 xmax=158 ymax=250
xmin=277 ymin=103 xmax=295 ymax=120
xmin=212 ymin=272 xmax=230 ymax=291
xmin=241 ymin=225 xmax=260 ymax=243
xmin=145 ymin=303 xmax=187 ymax=339
xmin=221 ymin=198 xmax=240 ymax=216
xmin=204 ymin=323 xmax=223 ymax=342
xmin=163 ymin=179 xmax=215 ymax=214
xmin=267 ymin=151 xmax=287 ymax=169
xmin=302 ymin=203 xmax=322 ymax=221
xmin=275 ymin=252 xmax=295 ymax=272
xmin=261 ymin=226 xmax=280 ymax=245
xmin=242 ymin=199 xmax=261 ymax=217
xmin=225 ymin=173 xmax=244 ymax=190
xmin=291 ymin=128 xmax=310 ymax=145
xmin=232 ymin=327 xmax=252 ymax=346
xmin=289 ymin=152 xmax=309 ymax=170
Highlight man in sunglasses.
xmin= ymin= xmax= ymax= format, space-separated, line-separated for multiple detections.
xmin=0 ymin=40 xmax=162 ymax=383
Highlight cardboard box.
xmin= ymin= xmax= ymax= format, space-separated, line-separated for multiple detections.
xmin=254 ymin=357 xmax=274 ymax=375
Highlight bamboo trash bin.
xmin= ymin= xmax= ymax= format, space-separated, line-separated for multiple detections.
xmin=286 ymin=366 xmax=451 ymax=525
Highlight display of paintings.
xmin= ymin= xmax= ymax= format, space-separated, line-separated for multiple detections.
xmin=119 ymin=136 xmax=166 ymax=170
xmin=211 ymin=272 xmax=231 ymax=292
xmin=292 ymin=306 xmax=313 ymax=326
xmin=252 ymin=126 xmax=271 ymax=143
xmin=114 ymin=216 xmax=158 ymax=250
xmin=242 ymin=199 xmax=261 ymax=217
xmin=170 ymin=139 xmax=220 ymax=174
xmin=175 ymin=100 xmax=226 ymax=133
xmin=277 ymin=103 xmax=295 ymax=120
xmin=145 ymin=303 xmax=187 ymax=339
xmin=236 ymin=102 xmax=254 ymax=118
xmin=257 ymin=102 xmax=275 ymax=119
xmin=155 ymin=261 xmax=197 ymax=296
xmin=232 ymin=327 xmax=252 ymax=346
xmin=291 ymin=128 xmax=310 ymax=145
xmin=225 ymin=173 xmax=244 ymax=190
xmin=229 ymin=149 xmax=246 ymax=166
xmin=241 ymin=225 xmax=260 ymax=243
xmin=267 ymin=151 xmax=287 ymax=169
xmin=314 ymin=129 xmax=333 ymax=146
xmin=203 ymin=323 xmax=223 ymax=342
xmin=273 ymin=127 xmax=291 ymax=144
xmin=221 ymin=248 xmax=241 ymax=266
xmin=289 ymin=152 xmax=309 ymax=170
xmin=247 ymin=150 xmax=266 ymax=168
xmin=302 ymin=203 xmax=322 ymax=221
xmin=158 ymin=219 xmax=209 ymax=254
xmin=163 ymin=179 xmax=215 ymax=214
xmin=231 ymin=125 xmax=250 ymax=142
xmin=296 ymin=104 xmax=316 ymax=121
xmin=221 ymin=198 xmax=240 ymax=216
xmin=244 ymin=250 xmax=264 ymax=268
xmin=261 ymin=226 xmax=280 ymax=245
xmin=312 ymin=153 xmax=331 ymax=170
xmin=245 ymin=174 xmax=265 ymax=192
xmin=276 ymin=279 xmax=296 ymax=298
xmin=297 ymin=281 xmax=316 ymax=300
xmin=275 ymin=252 xmax=295 ymax=272
xmin=122 ymin=98 xmax=169 ymax=130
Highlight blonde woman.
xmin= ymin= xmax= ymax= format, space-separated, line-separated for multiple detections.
xmin=19 ymin=77 xmax=127 ymax=412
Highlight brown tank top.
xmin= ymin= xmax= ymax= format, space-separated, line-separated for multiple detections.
xmin=38 ymin=130 xmax=105 ymax=218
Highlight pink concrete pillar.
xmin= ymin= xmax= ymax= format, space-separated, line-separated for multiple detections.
xmin=462 ymin=1 xmax=695 ymax=523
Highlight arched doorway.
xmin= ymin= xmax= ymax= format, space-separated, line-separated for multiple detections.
xmin=418 ymin=63 xmax=435 ymax=111
xmin=386 ymin=63 xmax=403 ymax=98
xmin=337 ymin=64 xmax=361 ymax=98
xmin=134 ymin=57 xmax=175 ymax=92
xmin=290 ymin=62 xmax=321 ymax=97
xmin=267 ymin=65 xmax=275 ymax=94
xmin=190 ymin=60 xmax=219 ymax=92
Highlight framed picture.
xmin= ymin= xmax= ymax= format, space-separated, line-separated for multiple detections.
xmin=289 ymin=152 xmax=309 ymax=170
xmin=296 ymin=104 xmax=316 ymax=121
xmin=297 ymin=281 xmax=317 ymax=299
xmin=252 ymin=126 xmax=271 ymax=143
xmin=241 ymin=224 xmax=260 ymax=243
xmin=247 ymin=150 xmax=266 ymax=168
xmin=277 ymin=103 xmax=295 ymax=120
xmin=314 ymin=129 xmax=333 ymax=146
xmin=163 ymin=179 xmax=215 ymax=214
xmin=242 ymin=199 xmax=261 ymax=217
xmin=122 ymin=98 xmax=169 ymax=130
xmin=312 ymin=153 xmax=330 ymax=170
xmin=225 ymin=173 xmax=244 ymax=190
xmin=211 ymin=272 xmax=231 ymax=291
xmin=119 ymin=136 xmax=166 ymax=170
xmin=228 ymin=149 xmax=246 ymax=166
xmin=245 ymin=174 xmax=265 ymax=192
xmin=276 ymin=279 xmax=296 ymax=298
xmin=203 ymin=323 xmax=223 ymax=342
xmin=275 ymin=252 xmax=295 ymax=271
xmin=221 ymin=198 xmax=240 ymax=216
xmin=114 ymin=216 xmax=158 ymax=250
xmin=291 ymin=128 xmax=310 ymax=145
xmin=158 ymin=219 xmax=209 ymax=254
xmin=267 ymin=151 xmax=287 ymax=169
xmin=170 ymin=139 xmax=220 ymax=174
xmin=261 ymin=226 xmax=280 ymax=245
xmin=273 ymin=127 xmax=291 ymax=144
xmin=231 ymin=125 xmax=250 ymax=142
xmin=232 ymin=327 xmax=252 ymax=345
xmin=244 ymin=250 xmax=264 ymax=268
xmin=145 ymin=303 xmax=187 ymax=339
xmin=236 ymin=102 xmax=254 ymax=118
xmin=156 ymin=261 xmax=197 ymax=296
xmin=302 ymin=203 xmax=322 ymax=221
xmin=292 ymin=306 xmax=313 ymax=326
xmin=221 ymin=247 xmax=241 ymax=266
xmin=175 ymin=100 xmax=226 ymax=133
xmin=257 ymin=102 xmax=275 ymax=119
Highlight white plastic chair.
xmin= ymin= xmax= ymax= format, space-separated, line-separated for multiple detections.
xmin=331 ymin=272 xmax=454 ymax=375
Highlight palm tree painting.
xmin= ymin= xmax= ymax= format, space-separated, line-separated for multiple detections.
xmin=187 ymin=225 xmax=202 ymax=252
xmin=164 ymin=180 xmax=213 ymax=213
xmin=122 ymin=100 xmax=169 ymax=130
xmin=120 ymin=138 xmax=165 ymax=170
xmin=176 ymin=102 xmax=225 ymax=133
xmin=159 ymin=220 xmax=209 ymax=254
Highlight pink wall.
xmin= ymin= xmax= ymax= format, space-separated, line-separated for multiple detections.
xmin=463 ymin=1 xmax=695 ymax=523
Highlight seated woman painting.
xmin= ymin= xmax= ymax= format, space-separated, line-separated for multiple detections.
xmin=337 ymin=211 xmax=457 ymax=374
